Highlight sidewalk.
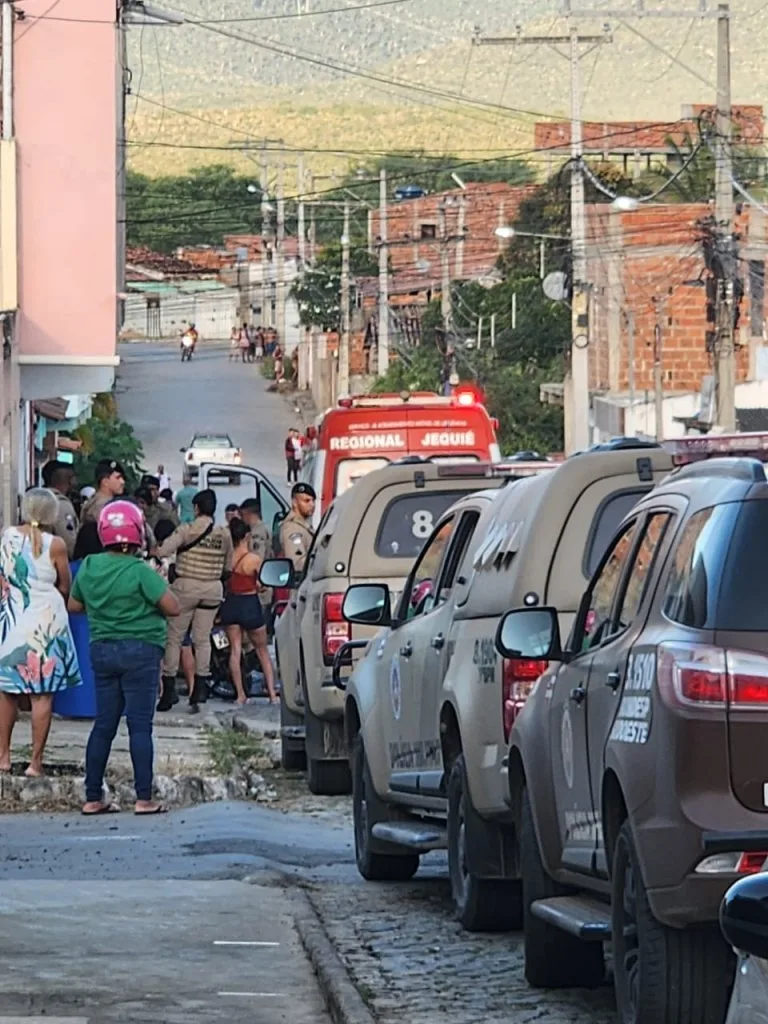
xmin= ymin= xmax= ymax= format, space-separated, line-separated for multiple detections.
xmin=0 ymin=696 xmax=278 ymax=812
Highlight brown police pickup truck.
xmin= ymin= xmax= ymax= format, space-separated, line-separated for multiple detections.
xmin=499 ymin=451 xmax=768 ymax=1024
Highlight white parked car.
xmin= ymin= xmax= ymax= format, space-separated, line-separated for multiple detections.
xmin=181 ymin=433 xmax=243 ymax=479
xmin=720 ymin=872 xmax=768 ymax=1023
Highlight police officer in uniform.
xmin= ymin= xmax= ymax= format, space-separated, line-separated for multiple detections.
xmin=155 ymin=488 xmax=233 ymax=712
xmin=42 ymin=460 xmax=78 ymax=559
xmin=80 ymin=459 xmax=126 ymax=524
xmin=239 ymin=498 xmax=271 ymax=557
xmin=279 ymin=482 xmax=315 ymax=572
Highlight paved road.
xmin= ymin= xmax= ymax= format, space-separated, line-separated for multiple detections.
xmin=117 ymin=341 xmax=302 ymax=509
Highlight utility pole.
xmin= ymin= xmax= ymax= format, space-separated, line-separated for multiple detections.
xmin=653 ymin=300 xmax=664 ymax=439
xmin=474 ymin=20 xmax=610 ymax=454
xmin=260 ymin=146 xmax=271 ymax=330
xmin=439 ymin=201 xmax=452 ymax=332
xmin=377 ymin=168 xmax=389 ymax=375
xmin=339 ymin=201 xmax=351 ymax=397
xmin=713 ymin=3 xmax=735 ymax=431
xmin=276 ymin=156 xmax=286 ymax=349
xmin=297 ymin=155 xmax=306 ymax=270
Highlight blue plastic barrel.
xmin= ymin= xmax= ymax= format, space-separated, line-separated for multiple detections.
xmin=53 ymin=560 xmax=97 ymax=719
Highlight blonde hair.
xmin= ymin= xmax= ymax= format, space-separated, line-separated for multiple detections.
xmin=21 ymin=488 xmax=58 ymax=558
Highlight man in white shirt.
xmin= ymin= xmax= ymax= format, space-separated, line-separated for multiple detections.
xmin=158 ymin=464 xmax=171 ymax=492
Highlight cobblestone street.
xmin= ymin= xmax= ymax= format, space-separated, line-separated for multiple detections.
xmin=308 ymin=875 xmax=617 ymax=1024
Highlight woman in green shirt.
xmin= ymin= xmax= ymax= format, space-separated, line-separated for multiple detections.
xmin=69 ymin=501 xmax=180 ymax=816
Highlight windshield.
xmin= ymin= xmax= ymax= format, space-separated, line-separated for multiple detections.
xmin=375 ymin=490 xmax=466 ymax=559
xmin=335 ymin=457 xmax=390 ymax=494
xmin=192 ymin=436 xmax=232 ymax=449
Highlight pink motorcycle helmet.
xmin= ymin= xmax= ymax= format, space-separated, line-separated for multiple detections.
xmin=411 ymin=579 xmax=433 ymax=609
xmin=97 ymin=500 xmax=145 ymax=548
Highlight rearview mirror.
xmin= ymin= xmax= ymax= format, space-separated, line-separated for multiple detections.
xmin=342 ymin=584 xmax=392 ymax=627
xmin=259 ymin=558 xmax=295 ymax=589
xmin=495 ymin=607 xmax=562 ymax=661
xmin=179 ymin=447 xmax=187 ymax=453
xmin=721 ymin=873 xmax=768 ymax=959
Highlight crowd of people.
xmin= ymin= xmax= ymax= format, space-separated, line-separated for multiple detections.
xmin=0 ymin=455 xmax=317 ymax=817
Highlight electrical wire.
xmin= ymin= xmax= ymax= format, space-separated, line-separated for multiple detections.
xmin=617 ymin=19 xmax=715 ymax=91
xmin=22 ymin=0 xmax=420 ymax=24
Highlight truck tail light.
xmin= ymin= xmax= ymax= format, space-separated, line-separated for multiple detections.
xmin=322 ymin=593 xmax=350 ymax=663
xmin=696 ymin=851 xmax=768 ymax=874
xmin=233 ymin=450 xmax=242 ymax=463
xmin=186 ymin=451 xmax=194 ymax=462
xmin=502 ymin=658 xmax=547 ymax=741
xmin=658 ymin=643 xmax=768 ymax=709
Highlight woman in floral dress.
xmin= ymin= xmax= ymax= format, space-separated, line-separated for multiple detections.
xmin=0 ymin=488 xmax=82 ymax=776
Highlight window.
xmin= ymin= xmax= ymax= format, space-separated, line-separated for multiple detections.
xmin=580 ymin=521 xmax=639 ymax=651
xmin=259 ymin=482 xmax=285 ymax=555
xmin=420 ymin=223 xmax=437 ymax=240
xmin=434 ymin=511 xmax=480 ymax=604
xmin=335 ymin=457 xmax=390 ymax=495
xmin=663 ymin=505 xmax=736 ymax=628
xmin=614 ymin=513 xmax=671 ymax=630
xmin=707 ymin=501 xmax=768 ymax=631
xmin=399 ymin=515 xmax=458 ymax=618
xmin=583 ymin=489 xmax=648 ymax=577
xmin=750 ymin=260 xmax=765 ymax=337
xmin=374 ymin=491 xmax=466 ymax=559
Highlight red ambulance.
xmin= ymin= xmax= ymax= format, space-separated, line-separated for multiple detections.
xmin=300 ymin=388 xmax=501 ymax=524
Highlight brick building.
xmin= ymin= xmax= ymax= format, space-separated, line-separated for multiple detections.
xmin=535 ymin=104 xmax=764 ymax=178
xmin=585 ymin=201 xmax=768 ymax=436
xmin=370 ymin=182 xmax=537 ymax=291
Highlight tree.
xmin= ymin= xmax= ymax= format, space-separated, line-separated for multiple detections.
xmin=290 ymin=243 xmax=377 ymax=332
xmin=126 ymin=165 xmax=268 ymax=253
xmin=73 ymin=400 xmax=144 ymax=492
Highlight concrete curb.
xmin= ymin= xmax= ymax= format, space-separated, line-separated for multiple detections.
xmin=293 ymin=888 xmax=378 ymax=1024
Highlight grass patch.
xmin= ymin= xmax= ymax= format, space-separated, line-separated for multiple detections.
xmin=205 ymin=727 xmax=270 ymax=775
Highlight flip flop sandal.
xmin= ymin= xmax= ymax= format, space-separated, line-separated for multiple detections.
xmin=134 ymin=805 xmax=167 ymax=816
xmin=81 ymin=803 xmax=121 ymax=816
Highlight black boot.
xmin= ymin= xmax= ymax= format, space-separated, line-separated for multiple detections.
xmin=189 ymin=674 xmax=210 ymax=712
xmin=157 ymin=675 xmax=177 ymax=712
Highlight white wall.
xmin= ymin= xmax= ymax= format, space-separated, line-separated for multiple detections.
xmin=124 ymin=288 xmax=239 ymax=341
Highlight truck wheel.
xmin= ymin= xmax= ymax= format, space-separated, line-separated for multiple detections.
xmin=612 ymin=820 xmax=732 ymax=1024
xmin=307 ymin=755 xmax=352 ymax=796
xmin=448 ymin=755 xmax=522 ymax=932
xmin=352 ymin=734 xmax=419 ymax=882
xmin=520 ymin=787 xmax=604 ymax=989
xmin=279 ymin=688 xmax=306 ymax=772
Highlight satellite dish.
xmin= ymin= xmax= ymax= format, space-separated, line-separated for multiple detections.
xmin=543 ymin=271 xmax=567 ymax=302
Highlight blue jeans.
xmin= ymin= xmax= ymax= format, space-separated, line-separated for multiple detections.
xmin=85 ymin=640 xmax=163 ymax=803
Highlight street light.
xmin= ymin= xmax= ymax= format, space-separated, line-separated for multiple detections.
xmin=611 ymin=196 xmax=641 ymax=212
xmin=494 ymin=226 xmax=570 ymax=241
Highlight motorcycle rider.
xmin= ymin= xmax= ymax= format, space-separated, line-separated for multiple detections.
xmin=279 ymin=482 xmax=315 ymax=572
xmin=180 ymin=323 xmax=198 ymax=361
xmin=155 ymin=488 xmax=233 ymax=712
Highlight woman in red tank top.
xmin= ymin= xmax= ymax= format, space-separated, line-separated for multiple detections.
xmin=218 ymin=519 xmax=278 ymax=704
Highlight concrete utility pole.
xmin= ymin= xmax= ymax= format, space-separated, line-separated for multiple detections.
xmin=339 ymin=201 xmax=351 ymax=397
xmin=713 ymin=3 xmax=735 ymax=431
xmin=439 ymin=201 xmax=452 ymax=332
xmin=377 ymin=168 xmax=389 ymax=375
xmin=276 ymin=157 xmax=286 ymax=347
xmin=653 ymin=299 xmax=665 ymax=439
xmin=260 ymin=147 xmax=271 ymax=330
xmin=474 ymin=21 xmax=610 ymax=454
xmin=297 ymin=155 xmax=306 ymax=269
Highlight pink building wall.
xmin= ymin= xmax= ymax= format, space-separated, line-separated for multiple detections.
xmin=14 ymin=0 xmax=117 ymax=363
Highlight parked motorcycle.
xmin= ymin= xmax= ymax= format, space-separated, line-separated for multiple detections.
xmin=208 ymin=626 xmax=268 ymax=701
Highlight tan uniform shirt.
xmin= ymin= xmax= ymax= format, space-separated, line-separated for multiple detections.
xmin=279 ymin=510 xmax=314 ymax=572
xmin=54 ymin=491 xmax=78 ymax=559
xmin=80 ymin=491 xmax=111 ymax=525
xmin=146 ymin=503 xmax=180 ymax=531
xmin=248 ymin=520 xmax=272 ymax=558
xmin=157 ymin=516 xmax=233 ymax=581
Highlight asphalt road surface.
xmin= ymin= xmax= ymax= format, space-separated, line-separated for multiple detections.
xmin=0 ymin=347 xmax=336 ymax=1023
xmin=117 ymin=341 xmax=302 ymax=513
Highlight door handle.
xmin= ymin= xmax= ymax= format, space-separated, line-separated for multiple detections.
xmin=569 ymin=685 xmax=586 ymax=705
xmin=299 ymin=595 xmax=307 ymax=604
xmin=430 ymin=633 xmax=445 ymax=650
xmin=290 ymin=602 xmax=297 ymax=610
xmin=606 ymin=671 xmax=621 ymax=691
xmin=399 ymin=642 xmax=413 ymax=658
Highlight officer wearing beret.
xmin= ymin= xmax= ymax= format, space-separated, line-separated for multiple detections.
xmin=279 ymin=483 xmax=315 ymax=572
xmin=42 ymin=460 xmax=78 ymax=559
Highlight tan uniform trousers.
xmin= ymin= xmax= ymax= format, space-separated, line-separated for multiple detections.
xmin=163 ymin=576 xmax=223 ymax=677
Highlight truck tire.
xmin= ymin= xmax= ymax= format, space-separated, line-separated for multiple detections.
xmin=307 ymin=755 xmax=352 ymax=796
xmin=279 ymin=688 xmax=306 ymax=772
xmin=448 ymin=755 xmax=522 ymax=932
xmin=612 ymin=820 xmax=733 ymax=1024
xmin=352 ymin=734 xmax=419 ymax=882
xmin=520 ymin=787 xmax=604 ymax=989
